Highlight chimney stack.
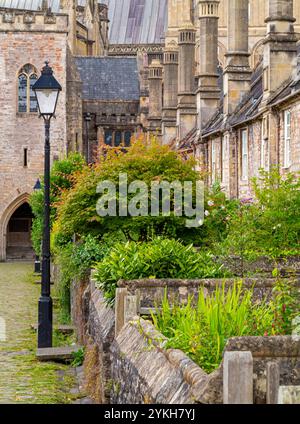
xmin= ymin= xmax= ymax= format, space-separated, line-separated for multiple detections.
xmin=148 ymin=59 xmax=163 ymax=138
xmin=177 ymin=22 xmax=197 ymax=141
xmin=197 ymin=0 xmax=221 ymax=130
xmin=223 ymin=0 xmax=252 ymax=115
xmin=162 ymin=44 xmax=179 ymax=145
xmin=262 ymin=0 xmax=298 ymax=102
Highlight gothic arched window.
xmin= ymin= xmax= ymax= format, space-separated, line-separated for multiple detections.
xmin=18 ymin=64 xmax=38 ymax=113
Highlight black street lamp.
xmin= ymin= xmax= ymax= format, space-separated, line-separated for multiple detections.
xmin=84 ymin=112 xmax=92 ymax=164
xmin=33 ymin=179 xmax=42 ymax=274
xmin=33 ymin=62 xmax=62 ymax=349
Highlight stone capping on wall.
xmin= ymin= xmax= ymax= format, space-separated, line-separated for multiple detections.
xmin=110 ymin=317 xmax=210 ymax=404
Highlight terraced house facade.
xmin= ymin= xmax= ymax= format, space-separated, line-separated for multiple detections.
xmin=0 ymin=0 xmax=300 ymax=260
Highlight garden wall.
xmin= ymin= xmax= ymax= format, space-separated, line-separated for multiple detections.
xmin=216 ymin=255 xmax=300 ymax=277
xmin=71 ymin=274 xmax=300 ymax=404
xmin=71 ymin=276 xmax=115 ymax=404
xmin=118 ymin=277 xmax=300 ymax=310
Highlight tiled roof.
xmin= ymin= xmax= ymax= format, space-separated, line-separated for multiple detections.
xmin=177 ymin=127 xmax=198 ymax=151
xmin=0 ymin=0 xmax=60 ymax=12
xmin=107 ymin=0 xmax=167 ymax=45
xmin=75 ymin=56 xmax=140 ymax=101
xmin=201 ymin=63 xmax=264 ymax=136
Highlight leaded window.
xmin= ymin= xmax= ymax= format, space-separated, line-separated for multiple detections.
xmin=18 ymin=64 xmax=38 ymax=113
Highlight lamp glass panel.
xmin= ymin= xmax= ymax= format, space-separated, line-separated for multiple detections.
xmin=35 ymin=89 xmax=59 ymax=115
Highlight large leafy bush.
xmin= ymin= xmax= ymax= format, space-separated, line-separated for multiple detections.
xmin=52 ymin=137 xmax=204 ymax=248
xmin=94 ymin=238 xmax=229 ymax=306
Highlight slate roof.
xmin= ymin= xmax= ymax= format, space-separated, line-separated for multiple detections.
xmin=228 ymin=63 xmax=264 ymax=128
xmin=75 ymin=56 xmax=140 ymax=101
xmin=107 ymin=0 xmax=168 ymax=45
xmin=0 ymin=0 xmax=60 ymax=12
xmin=0 ymin=0 xmax=168 ymax=46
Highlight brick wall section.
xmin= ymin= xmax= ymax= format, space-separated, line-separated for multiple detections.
xmin=0 ymin=13 xmax=68 ymax=260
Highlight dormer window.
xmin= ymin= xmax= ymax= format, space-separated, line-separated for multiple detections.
xmin=18 ymin=64 xmax=38 ymax=113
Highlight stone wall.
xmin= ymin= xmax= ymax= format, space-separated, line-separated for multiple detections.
xmin=217 ymin=255 xmax=300 ymax=277
xmin=71 ymin=277 xmax=115 ymax=404
xmin=118 ymin=277 xmax=300 ymax=310
xmin=71 ymin=274 xmax=300 ymax=404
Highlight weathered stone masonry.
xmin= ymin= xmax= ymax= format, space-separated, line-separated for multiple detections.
xmin=0 ymin=12 xmax=68 ymax=261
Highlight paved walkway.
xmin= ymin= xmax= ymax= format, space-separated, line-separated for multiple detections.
xmin=0 ymin=262 xmax=79 ymax=404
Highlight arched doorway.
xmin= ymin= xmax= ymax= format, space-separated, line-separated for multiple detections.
xmin=6 ymin=202 xmax=34 ymax=261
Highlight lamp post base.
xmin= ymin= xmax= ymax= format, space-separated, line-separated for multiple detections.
xmin=38 ymin=295 xmax=53 ymax=348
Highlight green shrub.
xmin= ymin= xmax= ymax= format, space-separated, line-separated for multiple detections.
xmin=29 ymin=153 xmax=85 ymax=255
xmin=54 ymin=235 xmax=110 ymax=322
xmin=152 ymin=281 xmax=293 ymax=373
xmin=217 ymin=167 xmax=300 ymax=259
xmin=94 ymin=238 xmax=229 ymax=306
xmin=52 ymin=138 xmax=204 ymax=249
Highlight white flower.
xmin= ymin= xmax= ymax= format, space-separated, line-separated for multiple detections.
xmin=198 ymin=219 xmax=204 ymax=226
xmin=208 ymin=200 xmax=214 ymax=207
xmin=205 ymin=210 xmax=210 ymax=217
xmin=221 ymin=205 xmax=225 ymax=210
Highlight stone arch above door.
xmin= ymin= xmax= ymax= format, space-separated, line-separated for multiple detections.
xmin=0 ymin=193 xmax=31 ymax=262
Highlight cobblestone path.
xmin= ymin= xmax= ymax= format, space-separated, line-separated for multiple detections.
xmin=0 ymin=262 xmax=78 ymax=404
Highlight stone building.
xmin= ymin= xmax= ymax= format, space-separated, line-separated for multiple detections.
xmin=0 ymin=7 xmax=69 ymax=261
xmin=0 ymin=0 xmax=167 ymax=260
xmin=1 ymin=0 xmax=300 ymax=260
xmin=0 ymin=0 xmax=110 ymax=260
xmin=159 ymin=0 xmax=300 ymax=203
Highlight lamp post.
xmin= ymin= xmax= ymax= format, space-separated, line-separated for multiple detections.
xmin=33 ymin=179 xmax=42 ymax=274
xmin=33 ymin=62 xmax=62 ymax=348
xmin=84 ymin=112 xmax=92 ymax=164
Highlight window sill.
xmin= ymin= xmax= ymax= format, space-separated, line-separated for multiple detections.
xmin=16 ymin=112 xmax=39 ymax=117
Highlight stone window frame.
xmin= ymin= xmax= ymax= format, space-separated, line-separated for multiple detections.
xmin=283 ymin=109 xmax=291 ymax=169
xmin=261 ymin=116 xmax=270 ymax=171
xmin=221 ymin=133 xmax=229 ymax=184
xmin=103 ymin=129 xmax=133 ymax=148
xmin=211 ymin=139 xmax=217 ymax=183
xmin=240 ymin=128 xmax=249 ymax=181
xmin=17 ymin=64 xmax=39 ymax=114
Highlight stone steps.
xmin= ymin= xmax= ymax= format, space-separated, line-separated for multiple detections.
xmin=36 ymin=345 xmax=83 ymax=363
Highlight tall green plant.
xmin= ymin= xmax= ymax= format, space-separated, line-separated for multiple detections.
xmin=152 ymin=282 xmax=284 ymax=373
